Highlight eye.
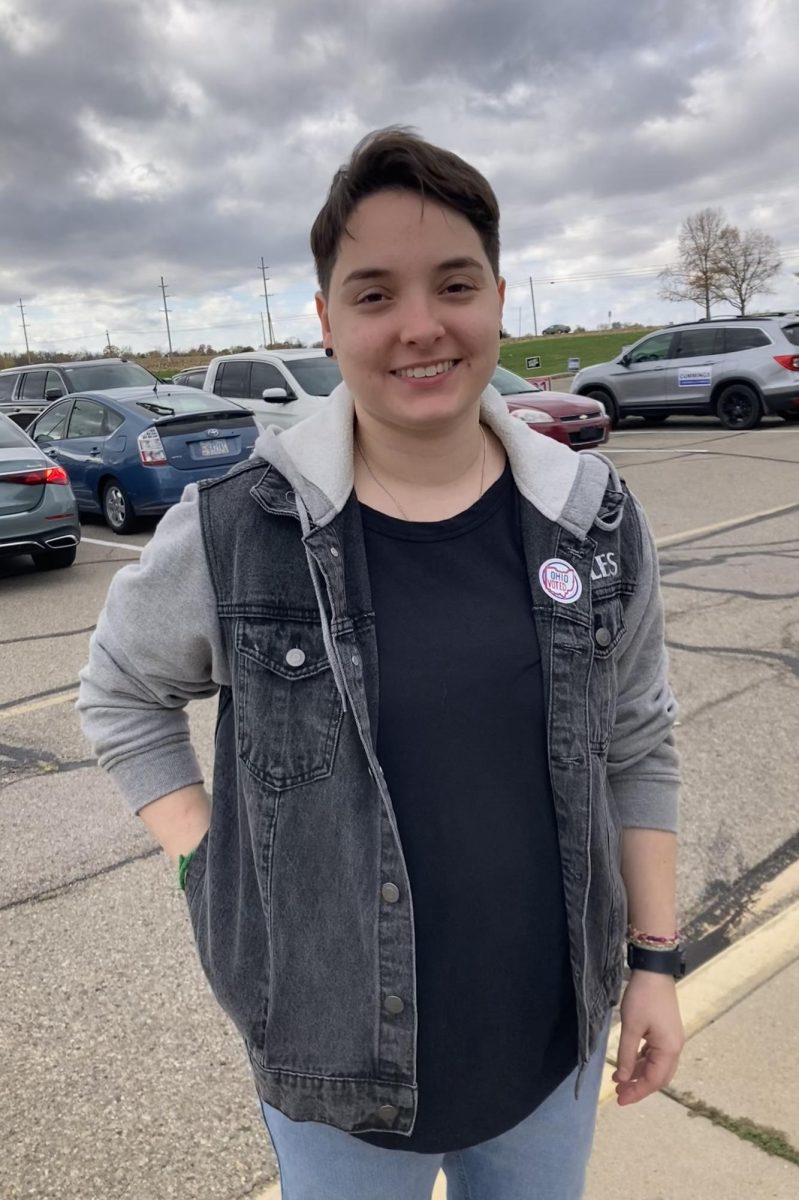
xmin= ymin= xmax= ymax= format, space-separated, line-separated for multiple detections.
xmin=356 ymin=290 xmax=388 ymax=305
xmin=443 ymin=280 xmax=476 ymax=295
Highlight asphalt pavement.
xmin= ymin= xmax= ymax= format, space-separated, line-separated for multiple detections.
xmin=1 ymin=415 xmax=798 ymax=1199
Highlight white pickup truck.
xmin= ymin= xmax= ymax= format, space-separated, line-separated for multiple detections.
xmin=202 ymin=349 xmax=343 ymax=429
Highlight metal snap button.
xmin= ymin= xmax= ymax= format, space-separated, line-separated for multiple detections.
xmin=595 ymin=626 xmax=612 ymax=648
xmin=351 ymin=653 xmax=361 ymax=667
xmin=285 ymin=647 xmax=306 ymax=668
xmin=378 ymin=1104 xmax=398 ymax=1124
xmin=330 ymin=546 xmax=339 ymax=557
xmin=381 ymin=883 xmax=400 ymax=904
xmin=384 ymin=994 xmax=404 ymax=1015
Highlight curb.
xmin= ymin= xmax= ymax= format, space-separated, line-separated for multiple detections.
xmin=250 ymin=897 xmax=799 ymax=1200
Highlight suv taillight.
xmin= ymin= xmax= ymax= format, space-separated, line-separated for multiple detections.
xmin=774 ymin=354 xmax=799 ymax=371
xmin=0 ymin=465 xmax=70 ymax=485
xmin=137 ymin=426 xmax=167 ymax=465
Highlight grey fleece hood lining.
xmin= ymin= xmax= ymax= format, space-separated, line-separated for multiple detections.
xmin=252 ymin=384 xmax=622 ymax=539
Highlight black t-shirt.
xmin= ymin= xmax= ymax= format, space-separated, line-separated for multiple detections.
xmin=356 ymin=461 xmax=577 ymax=1153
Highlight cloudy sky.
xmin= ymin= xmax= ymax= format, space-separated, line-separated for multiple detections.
xmin=2 ymin=0 xmax=799 ymax=356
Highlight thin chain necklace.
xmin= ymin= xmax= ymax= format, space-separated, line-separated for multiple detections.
xmin=355 ymin=426 xmax=488 ymax=522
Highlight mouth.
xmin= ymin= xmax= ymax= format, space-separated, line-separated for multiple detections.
xmin=391 ymin=359 xmax=460 ymax=380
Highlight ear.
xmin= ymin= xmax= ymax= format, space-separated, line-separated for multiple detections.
xmin=497 ymin=276 xmax=507 ymax=310
xmin=315 ymin=291 xmax=332 ymax=350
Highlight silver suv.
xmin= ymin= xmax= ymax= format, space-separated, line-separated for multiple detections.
xmin=570 ymin=314 xmax=799 ymax=429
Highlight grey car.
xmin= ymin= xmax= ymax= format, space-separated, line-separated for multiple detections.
xmin=0 ymin=413 xmax=81 ymax=570
xmin=571 ymin=314 xmax=799 ymax=429
xmin=0 ymin=358 xmax=163 ymax=430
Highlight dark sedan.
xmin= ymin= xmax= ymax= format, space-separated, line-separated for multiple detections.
xmin=27 ymin=386 xmax=258 ymax=534
xmin=491 ymin=367 xmax=610 ymax=450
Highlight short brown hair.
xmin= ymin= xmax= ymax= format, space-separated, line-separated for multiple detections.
xmin=310 ymin=127 xmax=501 ymax=295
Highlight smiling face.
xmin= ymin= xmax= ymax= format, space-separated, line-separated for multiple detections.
xmin=316 ymin=189 xmax=505 ymax=435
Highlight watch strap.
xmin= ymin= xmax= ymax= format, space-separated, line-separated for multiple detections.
xmin=627 ymin=941 xmax=686 ymax=979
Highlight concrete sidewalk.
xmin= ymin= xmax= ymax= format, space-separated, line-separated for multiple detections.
xmin=255 ymin=898 xmax=799 ymax=1200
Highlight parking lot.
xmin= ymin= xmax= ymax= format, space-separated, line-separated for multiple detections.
xmin=2 ymin=416 xmax=798 ymax=1200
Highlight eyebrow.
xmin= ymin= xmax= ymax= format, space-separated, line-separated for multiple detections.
xmin=340 ymin=256 xmax=486 ymax=288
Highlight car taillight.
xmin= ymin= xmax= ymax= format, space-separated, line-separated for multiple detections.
xmin=774 ymin=354 xmax=799 ymax=371
xmin=137 ymin=426 xmax=167 ymax=465
xmin=0 ymin=465 xmax=70 ymax=485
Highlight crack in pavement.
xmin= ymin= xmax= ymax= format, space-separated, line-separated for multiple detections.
xmin=0 ymin=681 xmax=79 ymax=711
xmin=0 ymin=846 xmax=163 ymax=913
xmin=667 ymin=638 xmax=799 ymax=679
xmin=0 ymin=741 xmax=96 ymax=795
xmin=0 ymin=625 xmax=95 ymax=647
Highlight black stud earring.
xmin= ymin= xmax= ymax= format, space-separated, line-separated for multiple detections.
xmin=325 ymin=347 xmax=334 ymax=358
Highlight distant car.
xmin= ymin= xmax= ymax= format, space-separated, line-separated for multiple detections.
xmin=27 ymin=386 xmax=258 ymax=534
xmin=571 ymin=314 xmax=799 ymax=429
xmin=170 ymin=367 xmax=208 ymax=389
xmin=491 ymin=366 xmax=609 ymax=450
xmin=0 ymin=358 xmax=163 ymax=429
xmin=203 ymin=348 xmax=343 ymax=429
xmin=0 ymin=412 xmax=81 ymax=570
xmin=542 ymin=324 xmax=571 ymax=335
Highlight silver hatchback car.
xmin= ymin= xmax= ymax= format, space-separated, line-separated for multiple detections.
xmin=0 ymin=413 xmax=81 ymax=570
xmin=571 ymin=314 xmax=799 ymax=429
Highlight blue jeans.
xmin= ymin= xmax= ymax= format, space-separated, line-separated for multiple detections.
xmin=258 ymin=1016 xmax=610 ymax=1200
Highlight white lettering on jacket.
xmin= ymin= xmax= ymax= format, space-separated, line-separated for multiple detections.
xmin=591 ymin=552 xmax=618 ymax=581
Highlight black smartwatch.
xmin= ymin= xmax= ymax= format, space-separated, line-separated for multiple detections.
xmin=627 ymin=942 xmax=686 ymax=979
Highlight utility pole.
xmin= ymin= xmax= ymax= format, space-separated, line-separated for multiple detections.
xmin=528 ymin=277 xmax=538 ymax=337
xmin=106 ymin=329 xmax=113 ymax=354
xmin=259 ymin=312 xmax=268 ymax=349
xmin=18 ymin=299 xmax=31 ymax=363
xmin=259 ymin=257 xmax=276 ymax=345
xmin=159 ymin=276 xmax=174 ymax=358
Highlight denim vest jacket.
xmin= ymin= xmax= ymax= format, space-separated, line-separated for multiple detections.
xmin=180 ymin=396 xmax=672 ymax=1136
xmin=78 ymin=386 xmax=679 ymax=1137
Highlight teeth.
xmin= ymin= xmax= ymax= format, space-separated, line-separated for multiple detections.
xmin=396 ymin=360 xmax=454 ymax=379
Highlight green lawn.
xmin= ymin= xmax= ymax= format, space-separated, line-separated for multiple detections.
xmin=499 ymin=329 xmax=656 ymax=378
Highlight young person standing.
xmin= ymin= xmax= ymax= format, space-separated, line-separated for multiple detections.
xmin=79 ymin=129 xmax=684 ymax=1199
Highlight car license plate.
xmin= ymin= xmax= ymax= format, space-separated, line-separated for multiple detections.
xmin=200 ymin=439 xmax=229 ymax=456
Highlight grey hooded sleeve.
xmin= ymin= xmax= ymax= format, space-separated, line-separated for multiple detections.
xmin=76 ymin=484 xmax=229 ymax=814
xmin=606 ymin=494 xmax=680 ymax=832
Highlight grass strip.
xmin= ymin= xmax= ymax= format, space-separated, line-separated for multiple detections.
xmin=663 ymin=1085 xmax=799 ymax=1166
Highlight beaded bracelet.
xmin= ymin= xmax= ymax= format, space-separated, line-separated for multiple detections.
xmin=626 ymin=924 xmax=682 ymax=950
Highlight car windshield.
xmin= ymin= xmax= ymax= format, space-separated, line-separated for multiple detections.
xmin=490 ymin=366 xmax=542 ymax=396
xmin=287 ymin=357 xmax=343 ymax=396
xmin=62 ymin=362 xmax=159 ymax=390
xmin=133 ymin=393 xmax=247 ymax=417
xmin=0 ymin=418 xmax=34 ymax=449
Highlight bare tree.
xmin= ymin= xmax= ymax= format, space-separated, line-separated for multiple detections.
xmin=659 ymin=207 xmax=731 ymax=319
xmin=714 ymin=228 xmax=782 ymax=315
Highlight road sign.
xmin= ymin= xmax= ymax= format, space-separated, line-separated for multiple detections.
xmin=525 ymin=355 xmax=542 ymax=370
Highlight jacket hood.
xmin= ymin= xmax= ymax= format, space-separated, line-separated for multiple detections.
xmin=251 ymin=382 xmax=623 ymax=539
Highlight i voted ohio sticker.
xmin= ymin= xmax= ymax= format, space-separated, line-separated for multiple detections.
xmin=538 ymin=558 xmax=582 ymax=604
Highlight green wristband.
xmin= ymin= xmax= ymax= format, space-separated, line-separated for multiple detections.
xmin=178 ymin=850 xmax=196 ymax=892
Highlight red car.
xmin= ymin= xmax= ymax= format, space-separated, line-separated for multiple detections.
xmin=492 ymin=366 xmax=610 ymax=450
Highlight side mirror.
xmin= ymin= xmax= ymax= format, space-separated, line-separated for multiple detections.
xmin=45 ymin=388 xmax=65 ymax=401
xmin=261 ymin=387 xmax=291 ymax=402
xmin=618 ymin=353 xmax=631 ymax=368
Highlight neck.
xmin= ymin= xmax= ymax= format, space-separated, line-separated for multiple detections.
xmin=353 ymin=406 xmax=505 ymax=521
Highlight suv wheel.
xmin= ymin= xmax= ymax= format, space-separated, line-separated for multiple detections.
xmin=584 ymin=389 xmax=618 ymax=428
xmin=31 ymin=546 xmax=77 ymax=571
xmin=716 ymin=384 xmax=762 ymax=431
xmin=102 ymin=480 xmax=137 ymax=534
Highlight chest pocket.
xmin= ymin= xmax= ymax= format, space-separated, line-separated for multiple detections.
xmin=588 ymin=592 xmax=626 ymax=753
xmin=235 ymin=617 xmax=344 ymax=791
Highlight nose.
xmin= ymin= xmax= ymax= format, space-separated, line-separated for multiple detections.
xmin=398 ymin=292 xmax=446 ymax=346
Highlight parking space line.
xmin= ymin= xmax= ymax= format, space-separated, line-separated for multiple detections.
xmin=81 ymin=536 xmax=147 ymax=553
xmin=0 ymin=690 xmax=80 ymax=720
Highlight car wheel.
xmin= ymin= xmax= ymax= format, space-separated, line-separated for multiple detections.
xmin=31 ymin=546 xmax=77 ymax=571
xmin=716 ymin=384 xmax=762 ymax=430
xmin=102 ymin=479 xmax=138 ymax=534
xmin=778 ymin=410 xmax=799 ymax=422
xmin=584 ymin=389 xmax=619 ymax=428
xmin=642 ymin=414 xmax=669 ymax=424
